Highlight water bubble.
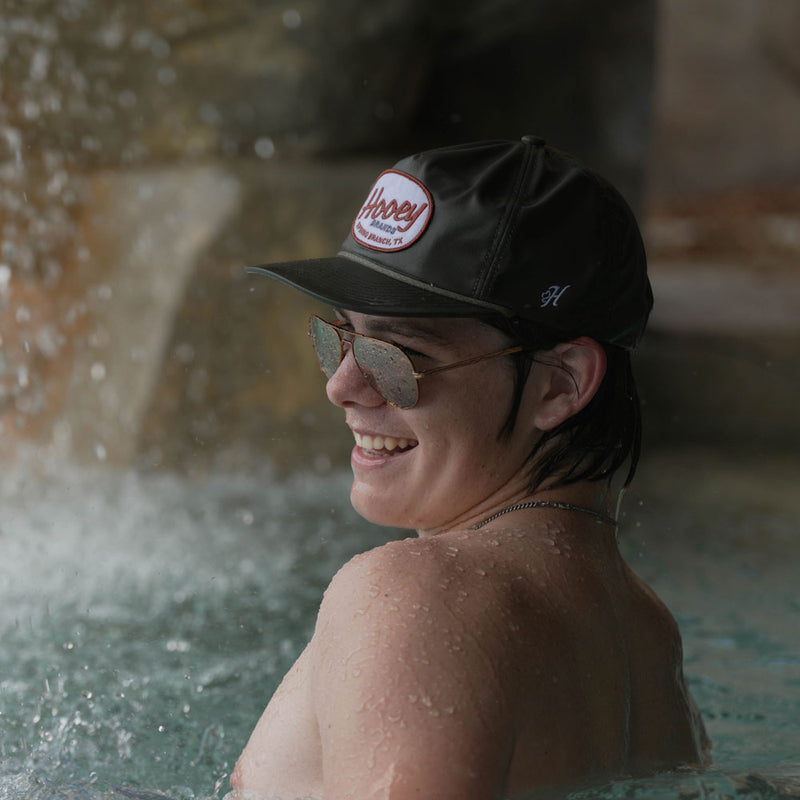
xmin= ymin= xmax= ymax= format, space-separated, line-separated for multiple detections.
xmin=81 ymin=134 xmax=102 ymax=152
xmin=282 ymin=9 xmax=302 ymax=29
xmin=29 ymin=46 xmax=50 ymax=81
xmin=21 ymin=99 xmax=42 ymax=120
xmin=174 ymin=342 xmax=195 ymax=365
xmin=199 ymin=103 xmax=222 ymax=126
xmin=254 ymin=136 xmax=275 ymax=159
xmin=150 ymin=38 xmax=171 ymax=60
xmin=93 ymin=442 xmax=107 ymax=461
xmin=131 ymin=28 xmax=154 ymax=50
xmin=90 ymin=362 xmax=106 ymax=381
xmin=157 ymin=66 xmax=177 ymax=86
xmin=118 ymin=89 xmax=137 ymax=108
xmin=96 ymin=20 xmax=125 ymax=49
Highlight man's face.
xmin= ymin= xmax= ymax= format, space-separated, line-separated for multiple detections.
xmin=323 ymin=312 xmax=542 ymax=533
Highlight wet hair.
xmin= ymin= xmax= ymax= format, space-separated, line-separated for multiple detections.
xmin=485 ymin=317 xmax=643 ymax=492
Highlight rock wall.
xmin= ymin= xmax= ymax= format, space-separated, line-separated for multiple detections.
xmin=648 ymin=0 xmax=800 ymax=199
xmin=1 ymin=0 xmax=657 ymax=470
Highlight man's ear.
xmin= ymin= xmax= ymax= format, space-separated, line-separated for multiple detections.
xmin=531 ymin=337 xmax=606 ymax=431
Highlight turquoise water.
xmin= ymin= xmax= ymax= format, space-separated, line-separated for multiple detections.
xmin=1 ymin=456 xmax=798 ymax=799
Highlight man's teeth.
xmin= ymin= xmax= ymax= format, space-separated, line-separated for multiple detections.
xmin=354 ymin=432 xmax=416 ymax=452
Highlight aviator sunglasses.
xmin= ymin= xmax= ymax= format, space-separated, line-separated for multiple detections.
xmin=308 ymin=315 xmax=525 ymax=409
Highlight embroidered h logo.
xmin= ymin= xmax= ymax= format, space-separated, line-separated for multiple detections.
xmin=540 ymin=285 xmax=571 ymax=308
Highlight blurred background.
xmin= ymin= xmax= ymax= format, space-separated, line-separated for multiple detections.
xmin=1 ymin=0 xmax=797 ymax=480
xmin=1 ymin=1 xmax=799 ymax=797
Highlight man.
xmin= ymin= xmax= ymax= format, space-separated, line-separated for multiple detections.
xmin=229 ymin=137 xmax=709 ymax=799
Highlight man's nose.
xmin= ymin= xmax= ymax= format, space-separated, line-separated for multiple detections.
xmin=325 ymin=346 xmax=384 ymax=408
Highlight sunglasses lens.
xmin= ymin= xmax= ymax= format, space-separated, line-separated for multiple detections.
xmin=308 ymin=317 xmax=342 ymax=377
xmin=353 ymin=338 xmax=418 ymax=408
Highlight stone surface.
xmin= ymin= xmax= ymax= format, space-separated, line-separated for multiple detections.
xmin=0 ymin=0 xmax=656 ymax=200
xmin=1 ymin=165 xmax=240 ymax=463
xmin=648 ymin=0 xmax=800 ymax=199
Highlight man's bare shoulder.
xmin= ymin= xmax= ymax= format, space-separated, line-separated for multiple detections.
xmin=307 ymin=536 xmax=525 ymax=798
xmin=315 ymin=535 xmax=503 ymax=638
xmin=315 ymin=532 xmax=537 ymax=632
xmin=310 ymin=530 xmax=574 ymax=683
xmin=309 ymin=533 xmax=545 ymax=697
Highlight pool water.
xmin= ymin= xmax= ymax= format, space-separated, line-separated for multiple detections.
xmin=1 ymin=454 xmax=798 ymax=800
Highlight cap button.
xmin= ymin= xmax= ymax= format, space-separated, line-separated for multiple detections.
xmin=521 ymin=135 xmax=546 ymax=147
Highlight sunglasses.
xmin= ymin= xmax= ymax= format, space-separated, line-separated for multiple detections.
xmin=308 ymin=315 xmax=525 ymax=408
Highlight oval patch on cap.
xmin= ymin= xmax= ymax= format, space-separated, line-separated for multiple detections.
xmin=351 ymin=169 xmax=433 ymax=252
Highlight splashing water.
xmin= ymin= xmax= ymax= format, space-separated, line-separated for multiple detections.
xmin=0 ymin=457 xmax=383 ymax=799
xmin=1 ymin=453 xmax=799 ymax=799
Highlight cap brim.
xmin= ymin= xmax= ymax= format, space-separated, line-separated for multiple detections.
xmin=245 ymin=252 xmax=508 ymax=318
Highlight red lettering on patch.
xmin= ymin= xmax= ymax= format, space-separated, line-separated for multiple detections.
xmin=351 ymin=170 xmax=433 ymax=252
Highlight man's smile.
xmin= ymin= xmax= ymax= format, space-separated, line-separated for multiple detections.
xmin=353 ymin=431 xmax=419 ymax=457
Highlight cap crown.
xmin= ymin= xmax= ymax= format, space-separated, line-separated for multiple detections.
xmin=341 ymin=138 xmax=652 ymax=347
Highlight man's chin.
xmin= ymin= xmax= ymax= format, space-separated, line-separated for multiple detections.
xmin=349 ymin=488 xmax=418 ymax=530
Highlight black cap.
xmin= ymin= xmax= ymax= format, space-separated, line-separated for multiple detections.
xmin=247 ymin=137 xmax=653 ymax=349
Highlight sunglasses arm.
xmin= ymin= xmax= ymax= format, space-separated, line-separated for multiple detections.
xmin=412 ymin=345 xmax=526 ymax=378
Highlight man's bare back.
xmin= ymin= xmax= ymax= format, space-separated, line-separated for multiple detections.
xmin=230 ymin=512 xmax=708 ymax=800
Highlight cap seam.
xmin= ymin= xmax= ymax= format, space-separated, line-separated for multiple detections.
xmin=473 ymin=141 xmax=536 ymax=300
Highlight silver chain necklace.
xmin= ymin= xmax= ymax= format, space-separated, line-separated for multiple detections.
xmin=472 ymin=500 xmax=618 ymax=530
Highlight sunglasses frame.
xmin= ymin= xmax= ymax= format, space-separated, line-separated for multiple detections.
xmin=308 ymin=314 xmax=525 ymax=408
